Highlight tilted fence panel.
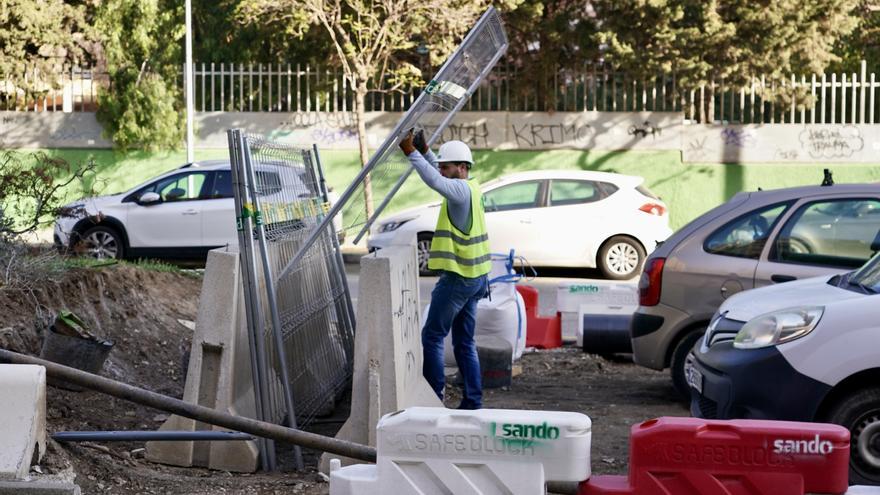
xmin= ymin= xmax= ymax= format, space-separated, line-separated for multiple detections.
xmin=227 ymin=130 xmax=355 ymax=470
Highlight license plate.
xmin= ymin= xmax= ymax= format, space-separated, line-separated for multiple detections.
xmin=684 ymin=353 xmax=703 ymax=393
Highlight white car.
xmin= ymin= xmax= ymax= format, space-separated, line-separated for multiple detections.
xmin=54 ymin=160 xmax=338 ymax=261
xmin=368 ymin=170 xmax=672 ymax=279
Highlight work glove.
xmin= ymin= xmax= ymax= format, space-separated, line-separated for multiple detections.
xmin=399 ymin=129 xmax=416 ymax=155
xmin=413 ymin=129 xmax=428 ymax=154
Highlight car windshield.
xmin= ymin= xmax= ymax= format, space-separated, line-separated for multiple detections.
xmin=848 ymin=252 xmax=880 ymax=293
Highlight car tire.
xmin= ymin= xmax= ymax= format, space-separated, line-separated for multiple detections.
xmin=417 ymin=233 xmax=436 ymax=276
xmin=826 ymin=387 xmax=880 ymax=485
xmin=79 ymin=226 xmax=124 ymax=260
xmin=670 ymin=329 xmax=704 ymax=401
xmin=598 ymin=236 xmax=645 ymax=280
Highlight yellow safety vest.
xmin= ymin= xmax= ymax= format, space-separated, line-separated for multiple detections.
xmin=429 ymin=180 xmax=491 ymax=277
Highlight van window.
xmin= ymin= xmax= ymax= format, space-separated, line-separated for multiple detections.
xmin=704 ymin=202 xmax=791 ymax=259
xmin=771 ymin=198 xmax=880 ymax=269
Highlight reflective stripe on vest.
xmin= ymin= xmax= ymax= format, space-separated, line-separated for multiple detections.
xmin=428 ymin=180 xmax=491 ymax=278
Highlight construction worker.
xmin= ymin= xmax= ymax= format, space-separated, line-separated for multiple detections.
xmin=399 ymin=130 xmax=491 ymax=410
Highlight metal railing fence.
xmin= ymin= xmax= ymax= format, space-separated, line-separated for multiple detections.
xmin=3 ymin=60 xmax=878 ymax=124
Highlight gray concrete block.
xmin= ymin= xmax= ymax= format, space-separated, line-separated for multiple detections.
xmin=0 ymin=365 xmax=46 ymax=480
xmin=321 ymin=236 xmax=441 ymax=472
xmin=146 ymin=247 xmax=259 ymax=472
xmin=0 ymin=480 xmax=80 ymax=495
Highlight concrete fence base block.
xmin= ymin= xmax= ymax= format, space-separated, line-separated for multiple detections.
xmin=0 ymin=480 xmax=81 ymax=495
xmin=146 ymin=247 xmax=259 ymax=473
xmin=320 ymin=234 xmax=442 ymax=473
xmin=0 ymin=364 xmax=46 ymax=480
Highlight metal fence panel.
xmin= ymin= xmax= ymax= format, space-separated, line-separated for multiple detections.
xmin=227 ymin=130 xmax=355 ymax=471
xmin=278 ymin=6 xmax=509 ymax=279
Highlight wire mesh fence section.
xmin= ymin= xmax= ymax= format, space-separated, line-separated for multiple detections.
xmin=227 ymin=130 xmax=355 ymax=469
xmin=329 ymin=6 xmax=509 ymax=249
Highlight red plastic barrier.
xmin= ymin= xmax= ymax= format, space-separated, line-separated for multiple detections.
xmin=580 ymin=417 xmax=850 ymax=495
xmin=516 ymin=285 xmax=562 ymax=349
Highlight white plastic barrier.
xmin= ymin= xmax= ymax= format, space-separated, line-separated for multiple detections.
xmin=330 ymin=407 xmax=591 ymax=495
xmin=556 ymin=282 xmax=637 ymax=346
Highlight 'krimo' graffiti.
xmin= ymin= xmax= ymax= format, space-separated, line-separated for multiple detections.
xmin=511 ymin=123 xmax=594 ymax=147
xmin=721 ymin=127 xmax=757 ymax=148
xmin=423 ymin=122 xmax=490 ymax=148
xmin=627 ymin=121 xmax=661 ymax=138
xmin=799 ymin=126 xmax=864 ymax=159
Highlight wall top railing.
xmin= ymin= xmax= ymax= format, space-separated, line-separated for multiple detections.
xmin=1 ymin=61 xmax=877 ymax=124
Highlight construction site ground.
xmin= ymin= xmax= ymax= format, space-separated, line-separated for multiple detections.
xmin=0 ymin=262 xmax=687 ymax=494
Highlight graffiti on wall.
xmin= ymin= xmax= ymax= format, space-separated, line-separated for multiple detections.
xmin=799 ymin=126 xmax=864 ymax=159
xmin=422 ymin=122 xmax=490 ymax=148
xmin=721 ymin=128 xmax=757 ymax=148
xmin=511 ymin=123 xmax=594 ymax=147
xmin=627 ymin=121 xmax=661 ymax=138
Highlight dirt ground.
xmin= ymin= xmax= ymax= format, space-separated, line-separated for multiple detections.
xmin=0 ymin=264 xmax=689 ymax=494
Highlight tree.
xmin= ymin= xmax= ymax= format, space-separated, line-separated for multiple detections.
xmin=236 ymin=0 xmax=518 ymax=220
xmin=592 ymin=0 xmax=860 ymax=103
xmin=95 ymin=0 xmax=185 ymax=150
xmin=829 ymin=1 xmax=880 ymax=73
xmin=0 ymin=0 xmax=93 ymax=107
xmin=502 ymin=0 xmax=599 ymax=111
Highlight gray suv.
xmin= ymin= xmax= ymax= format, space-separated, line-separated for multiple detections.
xmin=631 ymin=182 xmax=880 ymax=399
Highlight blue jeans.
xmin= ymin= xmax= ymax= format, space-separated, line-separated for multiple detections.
xmin=422 ymin=271 xmax=489 ymax=410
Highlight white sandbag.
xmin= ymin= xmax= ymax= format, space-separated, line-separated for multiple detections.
xmin=418 ymin=251 xmax=527 ymax=367
xmin=421 ymin=291 xmax=526 ymax=367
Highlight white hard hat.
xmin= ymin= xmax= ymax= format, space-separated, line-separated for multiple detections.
xmin=436 ymin=140 xmax=473 ymax=165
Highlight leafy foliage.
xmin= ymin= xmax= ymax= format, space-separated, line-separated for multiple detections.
xmin=592 ymin=0 xmax=861 ymax=93
xmin=0 ymin=151 xmax=97 ymax=237
xmin=0 ymin=0 xmax=94 ymax=105
xmin=502 ymin=0 xmax=598 ymax=111
xmin=95 ymin=0 xmax=185 ymax=150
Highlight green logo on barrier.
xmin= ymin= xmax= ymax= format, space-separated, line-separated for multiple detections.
xmin=569 ymin=284 xmax=599 ymax=294
xmin=489 ymin=421 xmax=560 ymax=449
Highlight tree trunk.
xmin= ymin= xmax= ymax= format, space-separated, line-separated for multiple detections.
xmin=353 ymin=84 xmax=374 ymax=227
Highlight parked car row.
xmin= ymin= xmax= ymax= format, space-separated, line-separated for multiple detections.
xmin=628 ymin=178 xmax=880 ymax=485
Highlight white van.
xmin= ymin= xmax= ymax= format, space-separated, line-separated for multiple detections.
xmin=686 ymin=252 xmax=880 ymax=485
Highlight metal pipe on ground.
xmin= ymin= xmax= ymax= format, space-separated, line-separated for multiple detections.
xmin=0 ymin=349 xmax=376 ymax=463
xmin=52 ymin=431 xmax=254 ymax=442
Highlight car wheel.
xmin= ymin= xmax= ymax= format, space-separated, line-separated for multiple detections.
xmin=417 ymin=233 xmax=436 ymax=276
xmin=786 ymin=237 xmax=812 ymax=254
xmin=598 ymin=236 xmax=645 ymax=280
xmin=670 ymin=329 xmax=704 ymax=401
xmin=826 ymin=388 xmax=880 ymax=484
xmin=79 ymin=226 xmax=124 ymax=260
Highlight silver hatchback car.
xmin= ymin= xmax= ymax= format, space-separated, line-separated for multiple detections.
xmin=631 ymin=181 xmax=880 ymax=399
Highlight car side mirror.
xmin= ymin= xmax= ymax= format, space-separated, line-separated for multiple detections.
xmin=138 ymin=192 xmax=161 ymax=205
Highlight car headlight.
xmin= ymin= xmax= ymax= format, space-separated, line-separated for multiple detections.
xmin=379 ymin=219 xmax=412 ymax=233
xmin=733 ymin=306 xmax=824 ymax=349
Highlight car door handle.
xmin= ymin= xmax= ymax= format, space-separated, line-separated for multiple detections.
xmin=771 ymin=274 xmax=797 ymax=283
xmin=520 ymin=219 xmax=532 ymax=224
xmin=182 ymin=209 xmax=199 ymax=215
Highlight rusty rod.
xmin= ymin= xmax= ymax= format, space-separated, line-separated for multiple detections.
xmin=0 ymin=349 xmax=376 ymax=463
